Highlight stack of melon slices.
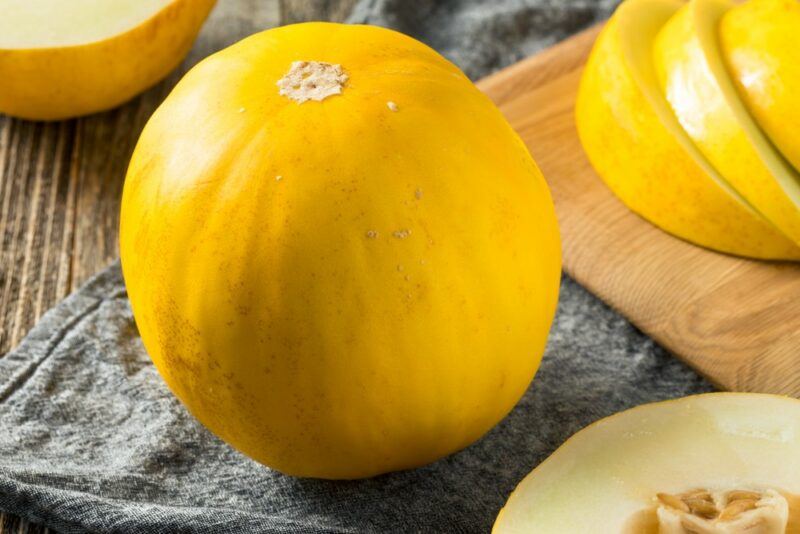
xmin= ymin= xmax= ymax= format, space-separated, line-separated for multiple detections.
xmin=495 ymin=2 xmax=800 ymax=531
xmin=576 ymin=0 xmax=800 ymax=260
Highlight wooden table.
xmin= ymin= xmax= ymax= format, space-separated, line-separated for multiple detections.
xmin=0 ymin=2 xmax=355 ymax=532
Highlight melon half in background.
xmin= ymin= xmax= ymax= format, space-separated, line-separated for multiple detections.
xmin=0 ymin=0 xmax=217 ymax=120
xmin=575 ymin=0 xmax=800 ymax=260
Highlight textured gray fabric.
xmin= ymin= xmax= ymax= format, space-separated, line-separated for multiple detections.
xmin=0 ymin=1 xmax=714 ymax=533
xmin=349 ymin=0 xmax=621 ymax=79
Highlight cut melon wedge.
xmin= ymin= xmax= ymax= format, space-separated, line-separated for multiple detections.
xmin=720 ymin=0 xmax=800 ymax=175
xmin=0 ymin=0 xmax=217 ymax=120
xmin=653 ymin=0 xmax=800 ymax=247
xmin=575 ymin=0 xmax=800 ymax=260
xmin=493 ymin=393 xmax=800 ymax=534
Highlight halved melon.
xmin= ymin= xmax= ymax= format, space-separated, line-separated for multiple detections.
xmin=575 ymin=0 xmax=800 ymax=260
xmin=653 ymin=0 xmax=800 ymax=247
xmin=493 ymin=393 xmax=800 ymax=533
xmin=720 ymin=0 xmax=800 ymax=175
xmin=0 ymin=0 xmax=217 ymax=120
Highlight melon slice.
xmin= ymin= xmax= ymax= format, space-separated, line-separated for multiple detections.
xmin=575 ymin=0 xmax=800 ymax=260
xmin=493 ymin=393 xmax=800 ymax=533
xmin=0 ymin=0 xmax=217 ymax=120
xmin=653 ymin=0 xmax=800 ymax=247
xmin=720 ymin=0 xmax=800 ymax=175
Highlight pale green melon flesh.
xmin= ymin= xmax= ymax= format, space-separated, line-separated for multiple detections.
xmin=0 ymin=0 xmax=174 ymax=49
xmin=493 ymin=393 xmax=800 ymax=534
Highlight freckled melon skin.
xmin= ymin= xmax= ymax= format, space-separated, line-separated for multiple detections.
xmin=120 ymin=22 xmax=561 ymax=479
xmin=493 ymin=393 xmax=800 ymax=534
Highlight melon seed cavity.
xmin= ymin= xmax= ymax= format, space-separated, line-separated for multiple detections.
xmin=654 ymin=488 xmax=790 ymax=533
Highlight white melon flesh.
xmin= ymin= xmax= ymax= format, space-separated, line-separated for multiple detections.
xmin=493 ymin=393 xmax=800 ymax=534
xmin=0 ymin=0 xmax=173 ymax=49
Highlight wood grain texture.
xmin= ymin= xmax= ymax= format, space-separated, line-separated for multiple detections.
xmin=0 ymin=2 xmax=358 ymax=532
xmin=478 ymin=26 xmax=800 ymax=396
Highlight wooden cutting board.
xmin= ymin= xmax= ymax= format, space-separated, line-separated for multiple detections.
xmin=477 ymin=26 xmax=800 ymax=396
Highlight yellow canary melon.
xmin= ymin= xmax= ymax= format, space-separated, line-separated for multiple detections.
xmin=0 ymin=0 xmax=216 ymax=120
xmin=653 ymin=0 xmax=800 ymax=248
xmin=493 ymin=393 xmax=800 ymax=534
xmin=576 ymin=0 xmax=800 ymax=260
xmin=120 ymin=22 xmax=561 ymax=479
xmin=720 ymin=0 xmax=800 ymax=175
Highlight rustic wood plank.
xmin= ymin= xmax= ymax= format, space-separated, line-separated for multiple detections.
xmin=0 ymin=119 xmax=77 ymax=354
xmin=0 ymin=510 xmax=43 ymax=534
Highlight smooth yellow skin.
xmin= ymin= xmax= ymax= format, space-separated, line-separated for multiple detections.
xmin=493 ymin=393 xmax=800 ymax=533
xmin=0 ymin=0 xmax=216 ymax=120
xmin=120 ymin=22 xmax=561 ymax=479
xmin=721 ymin=0 xmax=800 ymax=174
xmin=576 ymin=0 xmax=800 ymax=260
xmin=654 ymin=0 xmax=800 ymax=247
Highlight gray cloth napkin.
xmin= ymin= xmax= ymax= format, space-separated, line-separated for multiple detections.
xmin=0 ymin=1 xmax=713 ymax=533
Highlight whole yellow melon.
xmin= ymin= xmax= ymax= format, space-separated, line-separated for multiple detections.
xmin=120 ymin=22 xmax=561 ymax=479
